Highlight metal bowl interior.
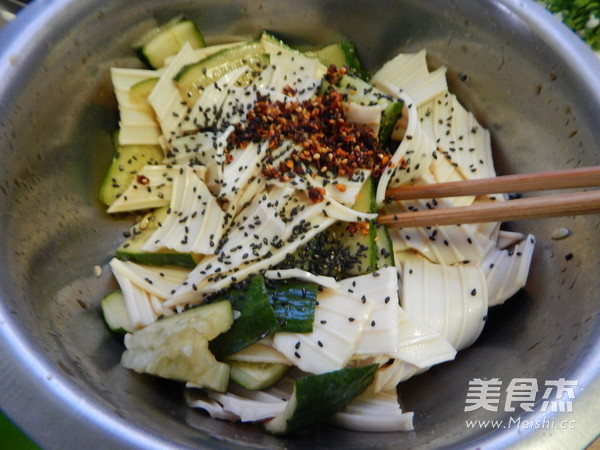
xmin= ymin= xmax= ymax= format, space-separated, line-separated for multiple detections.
xmin=0 ymin=0 xmax=599 ymax=448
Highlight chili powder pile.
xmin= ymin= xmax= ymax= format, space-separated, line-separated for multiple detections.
xmin=228 ymin=85 xmax=392 ymax=181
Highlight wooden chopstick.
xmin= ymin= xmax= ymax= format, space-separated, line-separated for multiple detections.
xmin=378 ymin=190 xmax=600 ymax=227
xmin=378 ymin=165 xmax=600 ymax=228
xmin=385 ymin=166 xmax=600 ymax=200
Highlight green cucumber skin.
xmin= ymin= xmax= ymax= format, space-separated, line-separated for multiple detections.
xmin=115 ymin=249 xmax=198 ymax=269
xmin=209 ymin=276 xmax=279 ymax=360
xmin=262 ymin=31 xmax=367 ymax=79
xmin=101 ymin=290 xmax=134 ymax=334
xmin=134 ymin=18 xmax=205 ymax=69
xmin=174 ymin=41 xmax=265 ymax=82
xmin=115 ymin=206 xmax=199 ymax=269
xmin=169 ymin=20 xmax=206 ymax=48
xmin=363 ymin=177 xmax=394 ymax=270
xmin=129 ymin=77 xmax=159 ymax=105
xmin=313 ymin=41 xmax=368 ymax=80
xmin=267 ymin=280 xmax=318 ymax=333
xmin=336 ymin=41 xmax=369 ymax=79
xmin=267 ymin=364 xmax=379 ymax=435
xmin=260 ymin=31 xmax=297 ymax=53
xmin=374 ymin=222 xmax=395 ymax=270
xmin=98 ymin=144 xmax=163 ymax=207
xmin=176 ymin=50 xmax=270 ymax=106
xmin=378 ymin=100 xmax=403 ymax=146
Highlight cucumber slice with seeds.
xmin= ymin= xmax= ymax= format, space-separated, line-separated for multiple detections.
xmin=129 ymin=77 xmax=159 ymax=112
xmin=98 ymin=143 xmax=164 ymax=207
xmin=259 ymin=31 xmax=299 ymax=55
xmin=174 ymin=41 xmax=269 ymax=105
xmin=101 ymin=290 xmax=135 ymax=334
xmin=260 ymin=32 xmax=366 ymax=78
xmin=307 ymin=41 xmax=367 ymax=79
xmin=229 ymin=361 xmax=290 ymax=390
xmin=315 ymin=176 xmax=376 ymax=278
xmin=134 ymin=18 xmax=206 ymax=69
xmin=374 ymin=222 xmax=395 ymax=270
xmin=121 ymin=300 xmax=233 ymax=392
xmin=275 ymin=177 xmax=378 ymax=279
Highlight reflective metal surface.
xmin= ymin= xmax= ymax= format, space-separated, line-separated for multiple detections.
xmin=0 ymin=0 xmax=599 ymax=448
xmin=0 ymin=0 xmax=25 ymax=25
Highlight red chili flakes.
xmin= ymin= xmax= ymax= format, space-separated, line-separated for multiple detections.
xmin=228 ymin=87 xmax=391 ymax=180
xmin=345 ymin=221 xmax=370 ymax=236
xmin=359 ymin=222 xmax=370 ymax=236
xmin=282 ymin=85 xmax=298 ymax=97
xmin=136 ymin=174 xmax=150 ymax=185
xmin=335 ymin=183 xmax=347 ymax=192
xmin=346 ymin=222 xmax=358 ymax=235
xmin=324 ymin=64 xmax=348 ymax=84
xmin=307 ymin=187 xmax=326 ymax=203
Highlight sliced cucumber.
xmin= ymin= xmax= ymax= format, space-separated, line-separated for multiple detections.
xmin=121 ymin=300 xmax=233 ymax=391
xmin=259 ymin=31 xmax=299 ymax=55
xmin=129 ymin=77 xmax=159 ymax=112
xmin=275 ymin=177 xmax=377 ymax=279
xmin=352 ymin=174 xmax=376 ymax=212
xmin=209 ymin=276 xmax=279 ymax=360
xmin=373 ymin=222 xmax=395 ymax=270
xmin=226 ymin=340 xmax=291 ymax=365
xmin=307 ymin=41 xmax=367 ymax=78
xmin=260 ymin=32 xmax=365 ymax=78
xmin=321 ymin=73 xmax=403 ymax=145
xmin=229 ymin=361 xmax=290 ymax=390
xmin=98 ymin=143 xmax=164 ymax=207
xmin=116 ymin=207 xmax=200 ymax=269
xmin=174 ymin=41 xmax=269 ymax=105
xmin=101 ymin=290 xmax=135 ymax=334
xmin=316 ymin=176 xmax=376 ymax=277
xmin=134 ymin=17 xmax=206 ymax=69
xmin=352 ymin=176 xmax=395 ymax=270
xmin=266 ymin=279 xmax=319 ymax=333
xmin=106 ymin=164 xmax=177 ymax=214
xmin=264 ymin=364 xmax=379 ymax=435
xmin=169 ymin=20 xmax=206 ymax=48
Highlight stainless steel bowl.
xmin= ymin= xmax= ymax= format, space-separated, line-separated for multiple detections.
xmin=1 ymin=0 xmax=599 ymax=448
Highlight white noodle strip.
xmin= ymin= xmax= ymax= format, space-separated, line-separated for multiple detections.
xmin=372 ymin=49 xmax=447 ymax=107
xmin=330 ymin=389 xmax=414 ymax=432
xmin=263 ymin=269 xmax=340 ymax=289
xmin=374 ymin=85 xmax=436 ymax=206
